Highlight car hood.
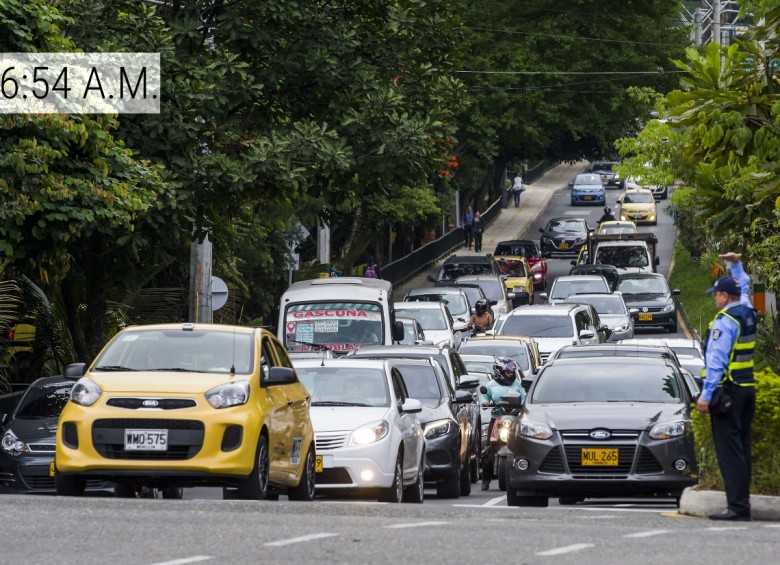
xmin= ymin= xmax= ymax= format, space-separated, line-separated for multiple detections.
xmin=623 ymin=293 xmax=671 ymax=307
xmin=527 ymin=402 xmax=688 ymax=430
xmin=416 ymin=398 xmax=451 ymax=425
xmin=310 ymin=406 xmax=390 ymax=432
xmin=599 ymin=314 xmax=631 ymax=327
xmin=5 ymin=417 xmax=58 ymax=441
xmin=422 ymin=329 xmax=454 ymax=345
xmin=86 ymin=372 xmax=240 ymax=394
xmin=504 ymin=276 xmax=532 ymax=289
xmin=572 ymin=185 xmax=603 ymax=191
xmin=532 ymin=337 xmax=577 ymax=356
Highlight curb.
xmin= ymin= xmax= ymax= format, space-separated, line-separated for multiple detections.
xmin=678 ymin=487 xmax=780 ymax=521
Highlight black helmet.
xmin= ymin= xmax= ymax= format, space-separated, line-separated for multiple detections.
xmin=603 ymin=206 xmax=612 ymax=215
xmin=493 ymin=356 xmax=518 ymax=386
xmin=475 ymin=299 xmax=490 ymax=315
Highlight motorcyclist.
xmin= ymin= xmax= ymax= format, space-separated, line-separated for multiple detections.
xmin=599 ymin=206 xmax=616 ymax=222
xmin=480 ymin=357 xmax=526 ymax=490
xmin=467 ymin=299 xmax=494 ymax=333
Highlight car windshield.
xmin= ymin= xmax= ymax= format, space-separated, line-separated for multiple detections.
xmin=532 ymin=363 xmax=682 ymax=403
xmin=592 ymin=162 xmax=617 ymax=173
xmin=623 ymin=192 xmax=654 ymax=204
xmin=546 ymin=220 xmax=586 ymax=234
xmin=406 ymin=294 xmax=468 ymax=317
xmin=500 ymin=315 xmax=574 ymax=338
xmin=296 ymin=366 xmax=390 ymax=407
xmin=396 ymin=363 xmax=443 ymax=400
xmin=494 ymin=243 xmax=540 ymax=258
xmin=464 ymin=360 xmax=494 ymax=374
xmin=93 ymin=329 xmax=254 ymax=374
xmin=497 ymin=259 xmax=527 ymax=277
xmin=15 ymin=381 xmax=72 ymax=419
xmin=599 ymin=224 xmax=636 ymax=235
xmin=284 ymin=302 xmax=384 ymax=352
xmin=575 ymin=174 xmax=602 ymax=185
xmin=565 ymin=295 xmax=626 ymax=315
xmin=596 ymin=246 xmax=649 ymax=269
xmin=399 ymin=321 xmax=421 ymax=345
xmin=470 ymin=279 xmax=504 ymax=302
xmin=617 ymin=277 xmax=669 ymax=295
xmin=550 ymin=280 xmax=608 ymax=300
xmin=458 ymin=342 xmax=531 ymax=372
xmin=455 ymin=285 xmax=484 ymax=307
xmin=441 ymin=262 xmax=493 ymax=280
xmin=396 ymin=307 xmax=447 ymax=331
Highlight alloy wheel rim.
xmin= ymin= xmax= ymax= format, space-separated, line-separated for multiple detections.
xmin=394 ymin=462 xmax=402 ymax=502
xmin=306 ymin=451 xmax=315 ymax=498
xmin=258 ymin=443 xmax=269 ymax=492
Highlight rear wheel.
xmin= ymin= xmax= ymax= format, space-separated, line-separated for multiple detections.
xmin=459 ymin=459 xmax=472 ymax=496
xmin=288 ymin=447 xmax=316 ymax=501
xmin=237 ymin=436 xmax=270 ymax=500
xmin=379 ymin=455 xmax=403 ymax=503
xmin=437 ymin=465 xmax=461 ymax=499
xmin=403 ymin=459 xmax=424 ymax=503
xmin=55 ymin=470 xmax=85 ymax=497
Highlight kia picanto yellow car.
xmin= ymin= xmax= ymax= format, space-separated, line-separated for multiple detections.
xmin=617 ymin=188 xmax=657 ymax=225
xmin=496 ymin=255 xmax=534 ymax=306
xmin=55 ymin=323 xmax=315 ymax=501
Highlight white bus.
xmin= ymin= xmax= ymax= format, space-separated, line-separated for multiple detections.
xmin=278 ymin=277 xmax=404 ymax=354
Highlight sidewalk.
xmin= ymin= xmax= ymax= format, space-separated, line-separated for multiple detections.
xmin=395 ymin=161 xmax=586 ymax=298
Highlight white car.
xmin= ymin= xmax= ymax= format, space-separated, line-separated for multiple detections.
xmin=293 ymin=358 xmax=425 ymax=503
xmin=619 ymin=338 xmax=704 ymax=376
xmin=394 ymin=302 xmax=464 ymax=348
xmin=539 ymin=274 xmax=610 ymax=305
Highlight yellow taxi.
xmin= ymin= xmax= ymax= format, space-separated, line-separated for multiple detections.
xmin=596 ymin=220 xmax=637 ymax=235
xmin=54 ymin=323 xmax=315 ymax=501
xmin=495 ymin=256 xmax=534 ymax=306
xmin=616 ymin=188 xmax=657 ymax=225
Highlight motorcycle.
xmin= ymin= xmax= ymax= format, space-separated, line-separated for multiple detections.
xmin=479 ymin=386 xmax=524 ymax=491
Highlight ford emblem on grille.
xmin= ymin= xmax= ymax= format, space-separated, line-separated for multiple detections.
xmin=142 ymin=399 xmax=160 ymax=407
xmin=590 ymin=429 xmax=611 ymax=440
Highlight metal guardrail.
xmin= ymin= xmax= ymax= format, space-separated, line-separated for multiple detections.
xmin=525 ymin=159 xmax=552 ymax=184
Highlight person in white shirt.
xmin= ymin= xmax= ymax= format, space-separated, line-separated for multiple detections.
xmin=511 ymin=174 xmax=524 ymax=207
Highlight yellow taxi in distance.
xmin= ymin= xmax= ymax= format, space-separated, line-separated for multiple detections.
xmin=54 ymin=323 xmax=316 ymax=501
xmin=616 ymin=188 xmax=657 ymax=226
xmin=495 ymin=256 xmax=534 ymax=306
xmin=596 ymin=220 xmax=637 ymax=235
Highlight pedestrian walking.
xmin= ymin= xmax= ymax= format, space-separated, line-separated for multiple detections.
xmin=696 ymin=252 xmax=757 ymax=522
xmin=473 ymin=211 xmax=485 ymax=253
xmin=363 ymin=256 xmax=381 ymax=279
xmin=511 ymin=173 xmax=524 ymax=208
xmin=462 ymin=205 xmax=474 ymax=250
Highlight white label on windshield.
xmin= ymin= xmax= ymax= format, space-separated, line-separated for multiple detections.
xmin=315 ymin=320 xmax=339 ymax=333
xmin=296 ymin=323 xmax=314 ymax=342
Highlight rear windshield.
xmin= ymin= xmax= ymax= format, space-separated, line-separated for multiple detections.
xmin=459 ymin=342 xmax=531 ymax=373
xmin=595 ymin=246 xmax=649 ymax=269
xmin=396 ymin=307 xmax=447 ymax=331
xmin=500 ymin=315 xmax=574 ymax=338
xmin=494 ymin=243 xmax=540 ymax=258
xmin=406 ymin=294 xmax=468 ymax=317
xmin=550 ymin=280 xmax=609 ymax=300
xmin=441 ymin=262 xmax=493 ymax=280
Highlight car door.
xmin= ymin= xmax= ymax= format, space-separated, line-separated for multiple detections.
xmin=439 ymin=365 xmax=469 ymax=467
xmin=259 ymin=337 xmax=294 ymax=480
xmin=390 ymin=368 xmax=421 ymax=481
xmin=445 ymin=307 xmax=462 ymax=349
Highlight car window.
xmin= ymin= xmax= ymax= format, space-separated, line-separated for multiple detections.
xmin=566 ymin=295 xmax=626 ymax=315
xmin=296 ymin=366 xmax=390 ymax=407
xmin=473 ymin=279 xmax=505 ymax=301
xmin=495 ymin=243 xmax=539 ymax=257
xmin=622 ymin=192 xmax=654 ymax=204
xmin=617 ymin=276 xmax=669 ymax=295
xmin=271 ymin=339 xmax=294 ymax=369
xmin=458 ymin=342 xmax=531 ymax=373
xmin=551 ymin=279 xmax=608 ymax=300
xmin=407 ymin=294 xmax=468 ymax=317
xmin=532 ymin=364 xmax=682 ymax=403
xmin=396 ymin=363 xmax=443 ymax=400
xmin=546 ymin=219 xmax=586 ymax=233
xmin=391 ymin=368 xmax=408 ymax=404
xmin=574 ymin=311 xmax=590 ymax=334
xmin=260 ymin=340 xmax=273 ymax=382
xmin=500 ymin=315 xmax=574 ymax=338
xmin=396 ymin=307 xmax=447 ymax=330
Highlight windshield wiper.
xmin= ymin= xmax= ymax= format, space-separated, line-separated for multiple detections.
xmin=92 ymin=365 xmax=137 ymax=372
xmin=311 ymin=401 xmax=372 ymax=407
xmin=147 ymin=367 xmax=208 ymax=373
xmin=287 ymin=339 xmax=333 ymax=351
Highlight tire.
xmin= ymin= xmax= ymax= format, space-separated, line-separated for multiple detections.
xmin=403 ymin=459 xmax=425 ymax=504
xmin=459 ymin=459 xmax=472 ymax=496
xmin=558 ymin=496 xmax=582 ymax=506
xmin=517 ymin=495 xmax=549 ymax=507
xmin=288 ymin=447 xmax=316 ymax=501
xmin=162 ymin=486 xmax=184 ymax=499
xmin=55 ymin=470 xmax=85 ymax=497
xmin=237 ymin=436 xmax=270 ymax=500
xmin=436 ymin=465 xmax=461 ymax=499
xmin=507 ymin=487 xmax=520 ymax=506
xmin=668 ymin=320 xmax=678 ymax=333
xmin=114 ymin=483 xmax=137 ymax=498
xmin=497 ymin=456 xmax=507 ymax=492
xmin=470 ymin=440 xmax=480 ymax=484
xmin=379 ymin=455 xmax=403 ymax=503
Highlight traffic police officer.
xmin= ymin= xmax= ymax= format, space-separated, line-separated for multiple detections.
xmin=695 ymin=252 xmax=757 ymax=521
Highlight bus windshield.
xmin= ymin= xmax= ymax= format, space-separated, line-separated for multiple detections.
xmin=284 ymin=302 xmax=384 ymax=353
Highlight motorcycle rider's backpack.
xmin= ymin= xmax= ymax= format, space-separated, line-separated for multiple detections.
xmin=364 ymin=264 xmax=379 ymax=278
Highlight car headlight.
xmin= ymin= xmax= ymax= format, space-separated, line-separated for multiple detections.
xmin=350 ymin=420 xmax=390 ymax=446
xmin=70 ymin=378 xmax=102 ymax=407
xmin=662 ymin=300 xmax=675 ymax=313
xmin=614 ymin=323 xmax=630 ymax=332
xmin=424 ymin=419 xmax=455 ymax=440
xmin=205 ymin=380 xmax=249 ymax=408
xmin=498 ymin=425 xmax=511 ymax=443
xmin=649 ymin=420 xmax=689 ymax=440
xmin=1 ymin=430 xmax=29 ymax=456
xmin=519 ymin=420 xmax=553 ymax=440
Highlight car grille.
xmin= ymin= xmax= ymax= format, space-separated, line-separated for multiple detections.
xmin=92 ymin=419 xmax=205 ymax=460
xmin=634 ymin=306 xmax=665 ymax=314
xmin=315 ymin=432 xmax=350 ymax=451
xmin=18 ymin=468 xmax=107 ymax=491
xmin=539 ymin=447 xmax=565 ymax=474
xmin=316 ymin=468 xmax=352 ymax=485
xmin=106 ymin=398 xmax=198 ymax=410
xmin=560 ymin=430 xmax=640 ymax=440
xmin=635 ymin=446 xmax=663 ymax=474
xmin=28 ymin=444 xmax=56 ymax=453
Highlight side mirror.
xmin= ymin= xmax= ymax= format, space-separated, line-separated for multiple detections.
xmin=401 ymin=398 xmax=423 ymax=414
xmin=488 ymin=299 xmax=498 ymax=306
xmin=506 ymin=292 xmax=516 ymax=300
xmin=539 ymin=292 xmax=548 ymax=301
xmin=579 ymin=329 xmax=595 ymax=340
xmin=64 ymin=363 xmax=87 ymax=379
xmin=654 ymin=257 xmax=660 ymax=266
xmin=479 ymin=385 xmax=488 ymax=394
xmin=672 ymin=289 xmax=681 ymax=295
xmin=453 ymin=321 xmax=468 ymax=332
xmin=453 ymin=390 xmax=474 ymax=404
xmin=262 ymin=366 xmax=298 ymax=387
xmin=426 ymin=275 xmax=436 ymax=283
xmin=458 ymin=376 xmax=480 ymax=390
xmin=392 ymin=320 xmax=405 ymax=342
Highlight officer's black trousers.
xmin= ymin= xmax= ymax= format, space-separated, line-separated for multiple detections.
xmin=711 ymin=384 xmax=755 ymax=515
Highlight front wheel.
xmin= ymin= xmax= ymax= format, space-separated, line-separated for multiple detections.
xmin=55 ymin=470 xmax=85 ymax=497
xmin=403 ymin=459 xmax=425 ymax=503
xmin=437 ymin=465 xmax=461 ymax=499
xmin=497 ymin=456 xmax=507 ymax=491
xmin=379 ymin=455 xmax=403 ymax=503
xmin=288 ymin=447 xmax=316 ymax=501
xmin=237 ymin=436 xmax=270 ymax=500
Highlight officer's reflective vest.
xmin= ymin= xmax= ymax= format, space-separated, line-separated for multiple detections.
xmin=701 ymin=303 xmax=756 ymax=386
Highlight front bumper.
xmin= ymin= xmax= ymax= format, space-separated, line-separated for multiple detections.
xmin=313 ymin=438 xmax=399 ymax=491
xmin=571 ymin=192 xmax=606 ymax=205
xmin=540 ymin=240 xmax=585 ymax=257
xmin=0 ymin=452 xmax=110 ymax=493
xmin=507 ymin=433 xmax=697 ymax=498
xmin=423 ymin=430 xmax=460 ymax=481
xmin=631 ymin=309 xmax=676 ymax=329
xmin=620 ymin=210 xmax=657 ymax=225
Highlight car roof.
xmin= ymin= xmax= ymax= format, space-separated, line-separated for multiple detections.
xmin=443 ymin=254 xmax=495 ymax=264
xmin=553 ymin=275 xmax=606 ymax=282
xmin=459 ymin=354 xmax=497 ymax=362
xmin=619 ymin=338 xmax=700 ymax=348
xmin=617 ymin=272 xmax=665 ymax=280
xmin=623 ymin=188 xmax=654 ymax=195
xmin=350 ymin=344 xmax=453 ymax=355
xmin=395 ymin=302 xmax=446 ymax=310
xmin=456 ymin=275 xmax=501 ymax=282
xmin=496 ymin=239 xmax=538 ymax=246
xmin=505 ymin=304 xmax=582 ymax=315
xmin=546 ymin=355 xmax=677 ymax=368
xmin=462 ymin=336 xmax=528 ymax=344
xmin=563 ymin=292 xmax=624 ymax=301
xmin=407 ymin=286 xmax=465 ymax=295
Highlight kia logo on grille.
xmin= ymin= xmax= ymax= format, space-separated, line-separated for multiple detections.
xmin=142 ymin=399 xmax=160 ymax=407
xmin=590 ymin=429 xmax=611 ymax=440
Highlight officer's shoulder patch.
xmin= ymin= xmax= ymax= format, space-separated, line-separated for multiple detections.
xmin=712 ymin=329 xmax=722 ymax=340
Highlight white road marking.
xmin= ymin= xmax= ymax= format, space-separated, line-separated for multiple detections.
xmin=763 ymin=524 xmax=780 ymax=528
xmin=385 ymin=521 xmax=450 ymax=529
xmin=551 ymin=506 xmax=667 ymax=514
xmin=452 ymin=504 xmax=518 ymax=509
xmin=264 ymin=533 xmax=339 ymax=547
xmin=537 ymin=543 xmax=594 ymax=556
xmin=483 ymin=495 xmax=507 ymax=507
xmin=562 ymin=211 xmax=587 ymax=215
xmin=320 ymin=500 xmax=385 ymax=505
xmin=705 ymin=527 xmax=749 ymax=532
xmin=624 ymin=529 xmax=674 ymax=538
xmin=148 ymin=557 xmax=212 ymax=565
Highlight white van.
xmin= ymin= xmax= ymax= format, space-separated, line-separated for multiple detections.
xmin=586 ymin=233 xmax=659 ymax=275
xmin=278 ymin=277 xmax=404 ymax=354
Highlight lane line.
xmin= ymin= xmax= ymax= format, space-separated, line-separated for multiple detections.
xmin=705 ymin=527 xmax=749 ymax=532
xmin=264 ymin=533 xmax=339 ymax=547
xmin=148 ymin=557 xmax=212 ymax=565
xmin=483 ymin=495 xmax=507 ymax=507
xmin=537 ymin=543 xmax=594 ymax=556
xmin=550 ymin=506 xmax=668 ymax=514
xmin=385 ymin=521 xmax=450 ymax=529
xmin=624 ymin=529 xmax=674 ymax=538
xmin=763 ymin=524 xmax=780 ymax=528
xmin=452 ymin=504 xmax=518 ymax=510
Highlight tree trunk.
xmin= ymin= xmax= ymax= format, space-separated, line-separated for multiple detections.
xmin=61 ymin=278 xmax=89 ymax=362
xmin=338 ymin=205 xmax=374 ymax=273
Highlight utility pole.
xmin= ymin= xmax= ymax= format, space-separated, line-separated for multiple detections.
xmin=694 ymin=8 xmax=704 ymax=46
xmin=713 ymin=0 xmax=721 ymax=45
xmin=188 ymin=234 xmax=213 ymax=323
